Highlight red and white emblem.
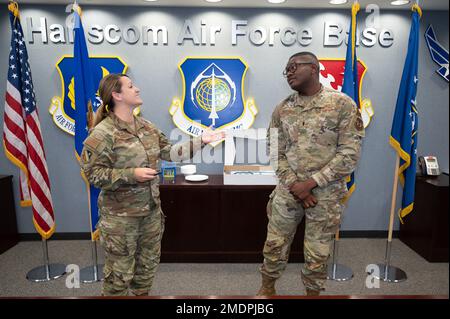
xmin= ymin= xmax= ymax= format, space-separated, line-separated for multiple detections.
xmin=319 ymin=58 xmax=374 ymax=128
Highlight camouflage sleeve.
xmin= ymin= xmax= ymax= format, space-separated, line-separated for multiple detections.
xmin=268 ymin=106 xmax=298 ymax=188
xmin=311 ymin=98 xmax=365 ymax=188
xmin=80 ymin=130 xmax=136 ymax=191
xmin=159 ymin=129 xmax=204 ymax=162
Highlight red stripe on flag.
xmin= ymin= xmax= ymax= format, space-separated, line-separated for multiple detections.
xmin=28 ymin=173 xmax=54 ymax=219
xmin=27 ymin=143 xmax=51 ymax=189
xmin=5 ymin=92 xmax=24 ymax=115
xmin=3 ymin=112 xmax=27 ymax=144
xmin=26 ymin=113 xmax=45 ymax=152
xmin=32 ymin=205 xmax=51 ymax=233
xmin=3 ymin=137 xmax=28 ymax=165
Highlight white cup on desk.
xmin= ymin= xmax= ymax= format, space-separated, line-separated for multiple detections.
xmin=180 ymin=164 xmax=196 ymax=176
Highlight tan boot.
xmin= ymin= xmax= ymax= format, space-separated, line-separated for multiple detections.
xmin=305 ymin=288 xmax=320 ymax=297
xmin=256 ymin=274 xmax=276 ymax=296
xmin=130 ymin=289 xmax=149 ymax=296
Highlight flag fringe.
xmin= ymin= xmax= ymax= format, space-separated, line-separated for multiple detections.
xmin=33 ymin=216 xmax=56 ymax=240
xmin=389 ymin=136 xmax=411 ymax=177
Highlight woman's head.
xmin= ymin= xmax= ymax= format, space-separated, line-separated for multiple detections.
xmin=93 ymin=73 xmax=142 ymax=126
xmin=98 ymin=73 xmax=125 ymax=112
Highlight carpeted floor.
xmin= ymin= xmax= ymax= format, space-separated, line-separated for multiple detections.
xmin=0 ymin=238 xmax=448 ymax=297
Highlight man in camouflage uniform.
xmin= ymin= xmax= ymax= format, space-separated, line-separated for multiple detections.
xmin=258 ymin=52 xmax=365 ymax=296
xmin=81 ymin=111 xmax=205 ymax=296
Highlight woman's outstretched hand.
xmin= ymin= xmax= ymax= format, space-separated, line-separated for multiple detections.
xmin=201 ymin=126 xmax=226 ymax=144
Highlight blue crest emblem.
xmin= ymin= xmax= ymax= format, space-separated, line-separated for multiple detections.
xmin=49 ymin=56 xmax=128 ymax=135
xmin=170 ymin=57 xmax=258 ymax=142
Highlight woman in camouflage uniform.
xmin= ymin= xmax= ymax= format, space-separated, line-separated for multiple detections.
xmin=81 ymin=74 xmax=224 ymax=296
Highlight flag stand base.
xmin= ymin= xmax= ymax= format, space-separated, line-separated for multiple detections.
xmin=26 ymin=264 xmax=66 ymax=282
xmin=371 ymin=264 xmax=407 ymax=283
xmin=80 ymin=240 xmax=103 ymax=283
xmin=80 ymin=264 xmax=104 ymax=283
xmin=26 ymin=239 xmax=66 ymax=282
xmin=326 ymin=232 xmax=353 ymax=281
xmin=327 ymin=263 xmax=353 ymax=281
xmin=368 ymin=240 xmax=407 ymax=283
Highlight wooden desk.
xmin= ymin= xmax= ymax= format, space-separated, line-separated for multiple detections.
xmin=399 ymin=174 xmax=449 ymax=262
xmin=0 ymin=175 xmax=19 ymax=254
xmin=159 ymin=175 xmax=305 ymax=263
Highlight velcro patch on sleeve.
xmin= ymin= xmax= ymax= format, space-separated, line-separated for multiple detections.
xmin=84 ymin=135 xmax=106 ymax=154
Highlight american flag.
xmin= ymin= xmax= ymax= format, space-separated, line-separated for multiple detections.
xmin=3 ymin=2 xmax=55 ymax=239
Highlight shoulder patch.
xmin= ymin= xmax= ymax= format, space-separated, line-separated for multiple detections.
xmin=355 ymin=115 xmax=364 ymax=132
xmin=82 ymin=148 xmax=93 ymax=163
xmin=84 ymin=135 xmax=103 ymax=150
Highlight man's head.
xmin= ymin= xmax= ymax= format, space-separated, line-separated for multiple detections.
xmin=284 ymin=52 xmax=320 ymax=93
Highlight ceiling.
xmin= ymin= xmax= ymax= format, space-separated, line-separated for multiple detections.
xmin=4 ymin=0 xmax=449 ymax=11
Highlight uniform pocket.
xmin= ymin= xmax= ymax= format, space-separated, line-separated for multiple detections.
xmin=100 ymin=232 xmax=129 ymax=257
xmin=159 ymin=209 xmax=166 ymax=240
xmin=323 ymin=201 xmax=344 ymax=234
xmin=103 ymin=265 xmax=113 ymax=283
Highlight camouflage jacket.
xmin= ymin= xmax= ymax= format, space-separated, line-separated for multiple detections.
xmin=81 ymin=112 xmax=203 ymax=217
xmin=267 ymin=86 xmax=365 ymax=193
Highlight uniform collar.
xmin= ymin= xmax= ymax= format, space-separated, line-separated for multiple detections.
xmin=294 ymin=85 xmax=325 ymax=109
xmin=109 ymin=112 xmax=145 ymax=134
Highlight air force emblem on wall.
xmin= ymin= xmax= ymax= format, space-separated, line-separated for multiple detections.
xmin=169 ymin=57 xmax=258 ymax=142
xmin=425 ymin=25 xmax=449 ymax=82
xmin=49 ymin=56 xmax=127 ymax=135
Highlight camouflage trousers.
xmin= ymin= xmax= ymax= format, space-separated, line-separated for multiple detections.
xmin=98 ymin=207 xmax=165 ymax=296
xmin=259 ymin=186 xmax=345 ymax=292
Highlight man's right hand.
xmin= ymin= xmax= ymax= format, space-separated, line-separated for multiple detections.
xmin=134 ymin=167 xmax=159 ymax=182
xmin=289 ymin=179 xmax=317 ymax=200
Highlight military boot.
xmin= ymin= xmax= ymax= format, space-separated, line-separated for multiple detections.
xmin=256 ymin=274 xmax=276 ymax=296
xmin=131 ymin=290 xmax=149 ymax=296
xmin=305 ymin=288 xmax=320 ymax=297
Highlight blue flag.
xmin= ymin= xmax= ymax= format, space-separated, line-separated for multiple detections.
xmin=389 ymin=5 xmax=422 ymax=222
xmin=73 ymin=6 xmax=101 ymax=240
xmin=341 ymin=2 xmax=360 ymax=202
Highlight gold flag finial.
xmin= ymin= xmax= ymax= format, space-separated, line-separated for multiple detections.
xmin=352 ymin=1 xmax=360 ymax=15
xmin=412 ymin=3 xmax=422 ymax=18
xmin=72 ymin=2 xmax=82 ymax=17
xmin=8 ymin=1 xmax=20 ymax=20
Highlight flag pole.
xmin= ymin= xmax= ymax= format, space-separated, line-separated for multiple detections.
xmin=328 ymin=0 xmax=358 ymax=283
xmin=368 ymin=155 xmax=407 ymax=282
xmin=327 ymin=227 xmax=353 ymax=281
xmin=5 ymin=0 xmax=65 ymax=283
xmin=71 ymin=2 xmax=104 ymax=283
xmin=26 ymin=238 xmax=66 ymax=282
xmin=80 ymin=240 xmax=104 ymax=283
